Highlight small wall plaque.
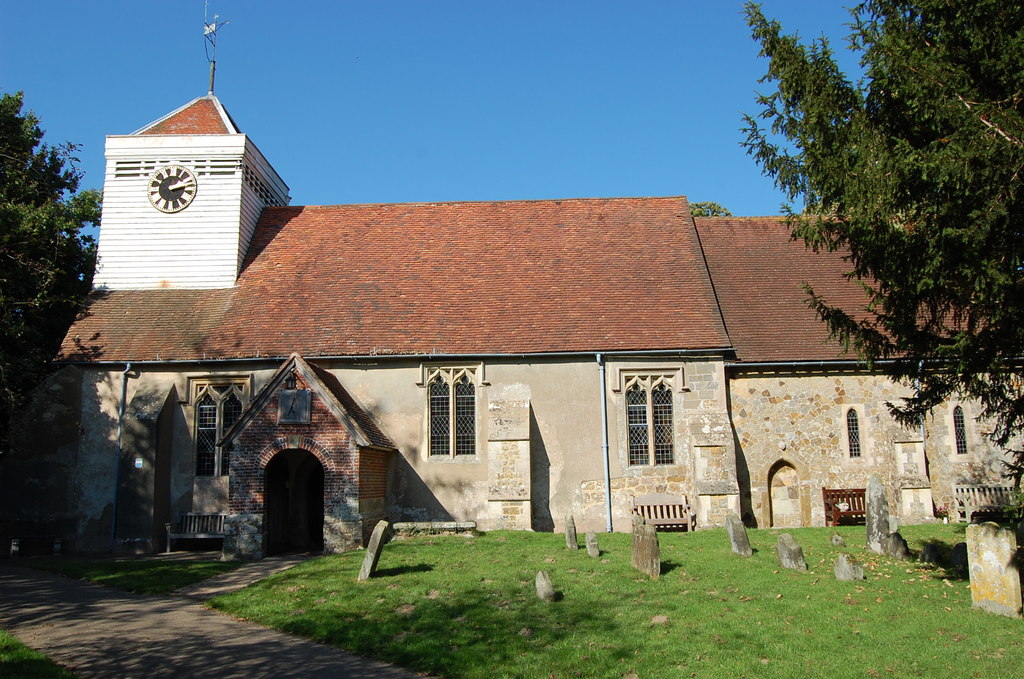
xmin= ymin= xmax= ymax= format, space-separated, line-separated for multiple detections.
xmin=278 ymin=389 xmax=311 ymax=424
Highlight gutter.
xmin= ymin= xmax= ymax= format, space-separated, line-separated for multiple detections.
xmin=596 ymin=354 xmax=612 ymax=532
xmin=56 ymin=347 xmax=736 ymax=367
xmin=110 ymin=362 xmax=132 ymax=551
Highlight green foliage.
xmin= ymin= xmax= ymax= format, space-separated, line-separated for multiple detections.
xmin=211 ymin=527 xmax=1022 ymax=679
xmin=742 ymin=2 xmax=1024 ymax=450
xmin=0 ymin=91 xmax=98 ymax=449
xmin=689 ymin=200 xmax=733 ymax=217
xmin=0 ymin=629 xmax=76 ymax=679
xmin=28 ymin=558 xmax=240 ymax=595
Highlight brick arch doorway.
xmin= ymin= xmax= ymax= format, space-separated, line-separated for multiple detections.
xmin=264 ymin=449 xmax=324 ymax=555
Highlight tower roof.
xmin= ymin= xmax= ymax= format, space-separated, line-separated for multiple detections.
xmin=132 ymin=95 xmax=240 ymax=135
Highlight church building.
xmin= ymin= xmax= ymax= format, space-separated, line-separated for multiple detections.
xmin=2 ymin=94 xmax=1013 ymax=558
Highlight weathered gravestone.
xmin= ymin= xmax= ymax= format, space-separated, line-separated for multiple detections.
xmin=565 ymin=513 xmax=579 ymax=550
xmin=535 ymin=570 xmax=557 ymax=602
xmin=919 ymin=542 xmax=942 ymax=565
xmin=357 ymin=520 xmax=392 ymax=581
xmin=725 ymin=514 xmax=752 ymax=557
xmin=585 ymin=531 xmax=600 ymax=558
xmin=776 ymin=533 xmax=807 ymax=571
xmin=883 ymin=531 xmax=910 ymax=561
xmin=949 ymin=541 xmax=969 ymax=570
xmin=830 ymin=533 xmax=846 ymax=547
xmin=834 ymin=553 xmax=866 ymax=581
xmin=631 ymin=519 xmax=661 ymax=579
xmin=866 ymin=474 xmax=889 ymax=554
xmin=966 ymin=522 xmax=1022 ymax=617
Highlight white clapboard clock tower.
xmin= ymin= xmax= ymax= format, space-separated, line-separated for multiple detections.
xmin=93 ymin=18 xmax=289 ymax=290
xmin=92 ymin=94 xmax=290 ymax=290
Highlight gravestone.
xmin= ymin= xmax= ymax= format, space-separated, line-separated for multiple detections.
xmin=883 ymin=531 xmax=910 ymax=560
xmin=834 ymin=553 xmax=866 ymax=581
xmin=949 ymin=542 xmax=969 ymax=570
xmin=866 ymin=474 xmax=889 ymax=554
xmin=585 ymin=532 xmax=600 ymax=558
xmin=565 ymin=514 xmax=579 ymax=550
xmin=966 ymin=522 xmax=1022 ymax=617
xmin=776 ymin=533 xmax=808 ymax=571
xmin=535 ymin=570 xmax=557 ymax=602
xmin=919 ymin=542 xmax=942 ymax=564
xmin=725 ymin=514 xmax=752 ymax=557
xmin=632 ymin=522 xmax=661 ymax=578
xmin=830 ymin=533 xmax=846 ymax=547
xmin=357 ymin=520 xmax=392 ymax=581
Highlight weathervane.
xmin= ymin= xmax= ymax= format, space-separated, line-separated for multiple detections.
xmin=204 ymin=3 xmax=230 ymax=95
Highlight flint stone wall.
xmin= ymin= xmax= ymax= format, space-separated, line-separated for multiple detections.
xmin=728 ymin=371 xmax=1008 ymax=528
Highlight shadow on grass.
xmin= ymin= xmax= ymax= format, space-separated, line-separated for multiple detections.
xmin=374 ymin=563 xmax=434 ymax=577
xmin=660 ymin=560 xmax=682 ymax=575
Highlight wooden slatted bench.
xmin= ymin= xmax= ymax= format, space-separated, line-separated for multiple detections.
xmin=952 ymin=485 xmax=1015 ymax=522
xmin=632 ymin=493 xmax=694 ymax=531
xmin=822 ymin=488 xmax=867 ymax=526
xmin=166 ymin=513 xmax=227 ymax=553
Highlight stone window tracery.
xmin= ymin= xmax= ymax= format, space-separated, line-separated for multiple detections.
xmin=953 ymin=405 xmax=968 ymax=455
xmin=427 ymin=367 xmax=477 ymax=457
xmin=846 ymin=408 xmax=862 ymax=458
xmin=626 ymin=375 xmax=674 ymax=466
xmin=194 ymin=380 xmax=248 ymax=476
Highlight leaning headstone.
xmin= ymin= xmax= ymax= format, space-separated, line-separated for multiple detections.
xmin=632 ymin=523 xmax=661 ymax=578
xmin=535 ymin=570 xmax=557 ymax=602
xmin=357 ymin=520 xmax=392 ymax=581
xmin=919 ymin=542 xmax=942 ymax=565
xmin=630 ymin=513 xmax=646 ymax=560
xmin=565 ymin=514 xmax=579 ymax=550
xmin=776 ymin=533 xmax=808 ymax=571
xmin=725 ymin=514 xmax=752 ymax=557
xmin=966 ymin=522 xmax=1022 ymax=617
xmin=866 ymin=474 xmax=889 ymax=554
xmin=830 ymin=533 xmax=846 ymax=547
xmin=585 ymin=532 xmax=600 ymax=558
xmin=834 ymin=553 xmax=866 ymax=581
xmin=883 ymin=531 xmax=910 ymax=560
xmin=949 ymin=541 xmax=969 ymax=570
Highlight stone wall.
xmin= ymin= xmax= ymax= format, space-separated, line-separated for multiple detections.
xmin=729 ymin=368 xmax=1011 ymax=527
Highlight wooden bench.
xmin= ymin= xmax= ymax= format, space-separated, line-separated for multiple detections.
xmin=632 ymin=493 xmax=694 ymax=531
xmin=952 ymin=485 xmax=1015 ymax=522
xmin=822 ymin=488 xmax=867 ymax=526
xmin=166 ymin=513 xmax=227 ymax=553
xmin=9 ymin=537 xmax=62 ymax=557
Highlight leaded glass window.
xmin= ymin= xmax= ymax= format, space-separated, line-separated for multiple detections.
xmin=427 ymin=368 xmax=477 ymax=457
xmin=847 ymin=408 xmax=861 ymax=458
xmin=625 ymin=375 xmax=674 ymax=466
xmin=953 ymin=406 xmax=968 ymax=455
xmin=193 ymin=381 xmax=248 ymax=476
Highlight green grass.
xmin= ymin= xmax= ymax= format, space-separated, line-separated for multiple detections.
xmin=0 ymin=630 xmax=76 ymax=679
xmin=209 ymin=524 xmax=1023 ymax=679
xmin=28 ymin=558 xmax=240 ymax=595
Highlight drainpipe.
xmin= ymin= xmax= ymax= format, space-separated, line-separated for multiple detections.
xmin=110 ymin=362 xmax=132 ymax=550
xmin=597 ymin=354 xmax=613 ymax=532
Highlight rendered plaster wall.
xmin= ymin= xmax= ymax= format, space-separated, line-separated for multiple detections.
xmin=328 ymin=355 xmax=736 ymax=535
xmin=728 ymin=369 xmax=1012 ymax=528
xmin=2 ymin=367 xmax=84 ymax=549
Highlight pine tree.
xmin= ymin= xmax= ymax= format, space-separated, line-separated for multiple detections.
xmin=743 ymin=2 xmax=1024 ymax=460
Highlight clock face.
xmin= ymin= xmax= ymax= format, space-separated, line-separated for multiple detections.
xmin=147 ymin=165 xmax=198 ymax=213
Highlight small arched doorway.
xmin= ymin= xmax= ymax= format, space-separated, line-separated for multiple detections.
xmin=767 ymin=461 xmax=802 ymax=528
xmin=264 ymin=449 xmax=324 ymax=555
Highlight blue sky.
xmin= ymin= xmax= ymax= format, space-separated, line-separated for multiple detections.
xmin=1 ymin=1 xmax=860 ymax=215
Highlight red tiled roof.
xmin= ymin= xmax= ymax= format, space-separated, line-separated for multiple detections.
xmin=694 ymin=217 xmax=870 ymax=363
xmin=61 ymin=197 xmax=732 ymax=361
xmin=137 ymin=96 xmax=235 ymax=135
